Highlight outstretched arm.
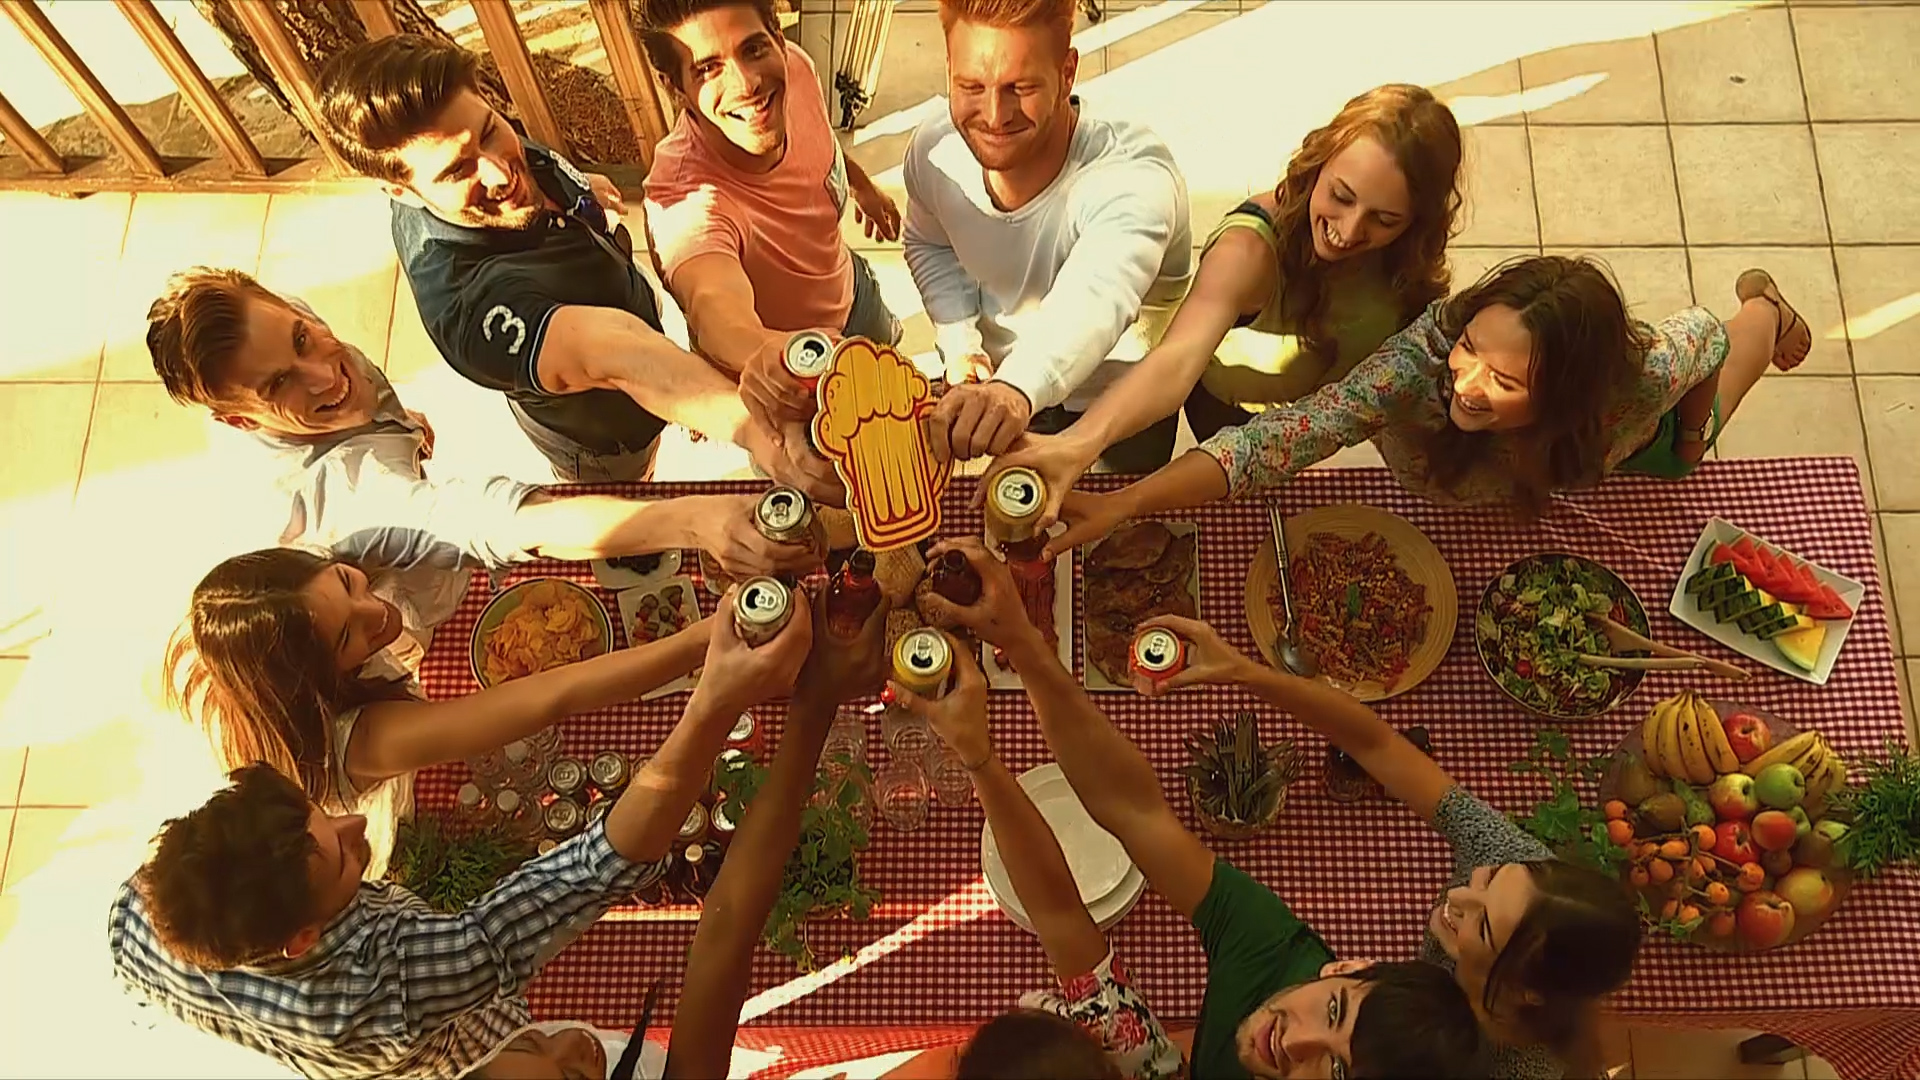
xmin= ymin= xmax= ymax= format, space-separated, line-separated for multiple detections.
xmin=666 ymin=593 xmax=893 ymax=1079
xmin=890 ymin=645 xmax=1108 ymax=979
xmin=916 ymin=540 xmax=1217 ymax=918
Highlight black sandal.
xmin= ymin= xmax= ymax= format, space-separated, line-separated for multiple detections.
xmin=1735 ymin=269 xmax=1811 ymax=372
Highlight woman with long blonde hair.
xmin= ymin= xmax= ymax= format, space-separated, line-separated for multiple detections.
xmin=984 ymin=83 xmax=1463 ymax=514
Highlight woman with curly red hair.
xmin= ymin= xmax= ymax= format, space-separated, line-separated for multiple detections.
xmin=985 ymin=82 xmax=1464 ymax=508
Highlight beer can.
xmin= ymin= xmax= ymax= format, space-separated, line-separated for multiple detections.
xmin=893 ymin=628 xmax=953 ymax=699
xmin=677 ymin=802 xmax=710 ymax=844
xmin=984 ymin=466 xmax=1047 ymax=546
xmin=536 ymin=839 xmax=559 ymax=856
xmin=544 ymin=796 xmax=586 ymax=839
xmin=712 ymin=800 xmax=738 ymax=847
xmin=711 ymin=747 xmax=751 ymax=798
xmin=755 ymin=486 xmax=825 ymax=553
xmin=726 ymin=712 xmax=762 ymax=756
xmin=733 ymin=576 xmax=793 ymax=647
xmin=587 ymin=791 xmax=610 ymax=827
xmin=1129 ymin=627 xmax=1187 ymax=682
xmin=546 ymin=757 xmax=587 ymax=799
xmin=588 ymin=751 xmax=630 ymax=796
xmin=782 ymin=330 xmax=835 ymax=391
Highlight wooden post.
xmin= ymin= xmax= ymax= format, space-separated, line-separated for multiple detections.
xmin=0 ymin=88 xmax=64 ymax=174
xmin=468 ymin=0 xmax=565 ymax=151
xmin=224 ymin=0 xmax=349 ymax=175
xmin=2 ymin=0 xmax=165 ymax=177
xmin=587 ymin=0 xmax=668 ymax=169
xmin=350 ymin=0 xmax=400 ymax=39
xmin=115 ymin=0 xmax=267 ymax=177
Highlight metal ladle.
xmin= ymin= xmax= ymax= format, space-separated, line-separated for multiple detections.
xmin=1267 ymin=503 xmax=1320 ymax=678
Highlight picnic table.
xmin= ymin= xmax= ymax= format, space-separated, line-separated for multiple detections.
xmin=415 ymin=457 xmax=1920 ymax=1080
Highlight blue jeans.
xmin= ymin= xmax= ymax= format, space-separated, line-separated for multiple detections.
xmin=844 ymin=250 xmax=902 ymax=345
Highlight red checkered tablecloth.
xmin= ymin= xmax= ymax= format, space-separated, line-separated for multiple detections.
xmin=415 ymin=457 xmax=1920 ymax=1080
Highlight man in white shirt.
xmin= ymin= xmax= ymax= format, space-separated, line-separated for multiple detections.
xmin=145 ymin=266 xmax=819 ymax=634
xmin=904 ymin=0 xmax=1191 ymax=470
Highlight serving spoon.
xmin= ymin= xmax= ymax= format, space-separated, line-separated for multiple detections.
xmin=1267 ymin=503 xmax=1320 ymax=678
xmin=1582 ymin=611 xmax=1750 ymax=680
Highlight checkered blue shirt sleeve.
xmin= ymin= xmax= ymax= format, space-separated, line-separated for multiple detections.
xmin=110 ymin=820 xmax=650 ymax=1078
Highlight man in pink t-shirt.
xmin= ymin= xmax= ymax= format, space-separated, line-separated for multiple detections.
xmin=639 ymin=0 xmax=903 ymax=445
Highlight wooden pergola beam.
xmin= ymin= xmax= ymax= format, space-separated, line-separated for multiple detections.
xmin=2 ymin=0 xmax=164 ymax=177
xmin=224 ymin=0 xmax=349 ymax=176
xmin=114 ymin=0 xmax=266 ymax=177
xmin=468 ymin=0 xmax=565 ymax=152
xmin=350 ymin=0 xmax=400 ymax=39
xmin=586 ymin=0 xmax=668 ymax=170
xmin=0 ymin=87 xmax=64 ymax=175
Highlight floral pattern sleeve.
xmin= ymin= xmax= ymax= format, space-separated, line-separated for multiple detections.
xmin=1201 ymin=308 xmax=1443 ymax=498
xmin=1019 ymin=950 xmax=1184 ymax=1080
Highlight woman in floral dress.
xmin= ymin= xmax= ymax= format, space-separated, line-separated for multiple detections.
xmin=1040 ymin=255 xmax=1811 ymax=554
xmin=887 ymin=644 xmax=1183 ymax=1079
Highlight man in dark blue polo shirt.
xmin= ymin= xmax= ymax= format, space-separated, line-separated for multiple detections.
xmin=314 ymin=34 xmax=837 ymax=497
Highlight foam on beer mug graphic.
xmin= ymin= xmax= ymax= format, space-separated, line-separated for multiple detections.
xmin=812 ymin=339 xmax=950 ymax=551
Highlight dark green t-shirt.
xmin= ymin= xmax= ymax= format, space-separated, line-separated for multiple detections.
xmin=1191 ymin=859 xmax=1336 ymax=1079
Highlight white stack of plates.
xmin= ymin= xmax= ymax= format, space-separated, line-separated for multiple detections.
xmin=982 ymin=764 xmax=1146 ymax=933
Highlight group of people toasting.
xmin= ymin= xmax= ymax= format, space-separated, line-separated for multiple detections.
xmin=108 ymin=0 xmax=1809 ymax=1076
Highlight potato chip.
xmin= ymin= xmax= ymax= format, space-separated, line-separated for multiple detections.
xmin=479 ymin=581 xmax=607 ymax=686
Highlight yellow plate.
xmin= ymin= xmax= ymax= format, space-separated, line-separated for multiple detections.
xmin=470 ymin=577 xmax=614 ymax=689
xmin=1243 ymin=504 xmax=1456 ymax=702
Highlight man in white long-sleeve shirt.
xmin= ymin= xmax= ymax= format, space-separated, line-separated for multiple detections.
xmin=904 ymin=0 xmax=1191 ymax=468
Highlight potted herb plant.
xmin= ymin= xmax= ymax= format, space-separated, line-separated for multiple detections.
xmin=388 ymin=816 xmax=531 ymax=913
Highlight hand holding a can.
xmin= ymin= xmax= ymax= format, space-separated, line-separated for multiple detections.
xmin=1131 ymin=614 xmax=1261 ymax=697
xmin=742 ymin=329 xmax=839 ymax=434
xmin=886 ymin=641 xmax=991 ymax=771
xmin=916 ymin=539 xmax=1046 ymax=656
xmin=690 ymin=493 xmax=824 ymax=580
xmin=695 ymin=584 xmax=815 ymax=715
xmin=972 ymin=430 xmax=1094 ymax=536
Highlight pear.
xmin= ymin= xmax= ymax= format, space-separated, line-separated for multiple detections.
xmin=1615 ymin=752 xmax=1661 ymax=807
xmin=1638 ymin=792 xmax=1687 ymax=834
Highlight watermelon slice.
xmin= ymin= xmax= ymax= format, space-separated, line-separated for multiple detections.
xmin=1771 ymin=559 xmax=1823 ymax=605
xmin=1709 ymin=543 xmax=1740 ymax=568
xmin=1725 ymin=536 xmax=1763 ymax=580
xmin=1751 ymin=545 xmax=1790 ymax=596
xmin=1802 ymin=584 xmax=1855 ymax=621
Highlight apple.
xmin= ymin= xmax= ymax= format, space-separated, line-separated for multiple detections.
xmin=1793 ymin=828 xmax=1836 ymax=870
xmin=1786 ymin=806 xmax=1812 ymax=840
xmin=1724 ymin=712 xmax=1772 ymax=764
xmin=1737 ymin=891 xmax=1797 ymax=950
xmin=1715 ymin=820 xmax=1759 ymax=863
xmin=1708 ymin=773 xmax=1760 ymax=822
xmin=1777 ymin=867 xmax=1837 ymax=922
xmin=1816 ymin=819 xmax=1850 ymax=844
xmin=1751 ymin=810 xmax=1799 ymax=852
xmin=1754 ymin=763 xmax=1807 ymax=810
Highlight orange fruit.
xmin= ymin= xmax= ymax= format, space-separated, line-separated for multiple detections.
xmin=1692 ymin=824 xmax=1717 ymax=850
xmin=1708 ymin=911 xmax=1736 ymax=938
xmin=1678 ymin=904 xmax=1701 ymax=924
xmin=1606 ymin=819 xmax=1635 ymax=846
xmin=1648 ymin=859 xmax=1675 ymax=884
xmin=1705 ymin=882 xmax=1731 ymax=906
xmin=1629 ymin=865 xmax=1650 ymax=887
xmin=1659 ymin=839 xmax=1691 ymax=860
xmin=1604 ymin=800 xmax=1629 ymax=821
xmin=1660 ymin=899 xmax=1680 ymax=920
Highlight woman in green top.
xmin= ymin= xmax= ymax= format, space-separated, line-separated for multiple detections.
xmin=982 ymin=82 xmax=1463 ymax=518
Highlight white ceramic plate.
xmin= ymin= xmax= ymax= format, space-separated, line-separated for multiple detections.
xmin=1667 ymin=517 xmax=1865 ymax=686
xmin=591 ymin=550 xmax=683 ymax=591
xmin=981 ymin=523 xmax=1075 ymax=690
xmin=615 ymin=576 xmax=704 ymax=700
xmin=981 ymin=764 xmax=1143 ymax=933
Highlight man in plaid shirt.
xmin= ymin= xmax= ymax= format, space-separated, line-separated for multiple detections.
xmin=108 ymin=585 xmax=815 ymax=1079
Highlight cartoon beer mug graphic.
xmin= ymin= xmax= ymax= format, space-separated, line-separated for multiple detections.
xmin=812 ymin=339 xmax=951 ymax=551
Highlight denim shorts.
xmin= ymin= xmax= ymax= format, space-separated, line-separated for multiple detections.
xmin=508 ymin=399 xmax=657 ymax=483
xmin=844 ymin=250 xmax=902 ymax=346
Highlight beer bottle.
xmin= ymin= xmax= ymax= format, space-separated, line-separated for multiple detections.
xmin=826 ymin=549 xmax=883 ymax=639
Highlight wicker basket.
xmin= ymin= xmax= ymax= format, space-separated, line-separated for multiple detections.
xmin=1188 ymin=783 xmax=1288 ymax=841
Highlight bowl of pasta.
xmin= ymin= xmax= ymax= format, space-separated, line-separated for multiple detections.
xmin=470 ymin=578 xmax=613 ymax=688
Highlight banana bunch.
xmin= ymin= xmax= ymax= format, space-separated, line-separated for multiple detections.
xmin=1640 ymin=691 xmax=1740 ymax=784
xmin=1744 ymin=729 xmax=1849 ymax=803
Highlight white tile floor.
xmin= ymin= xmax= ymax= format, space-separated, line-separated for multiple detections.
xmin=4 ymin=1 xmax=1920 ymax=1075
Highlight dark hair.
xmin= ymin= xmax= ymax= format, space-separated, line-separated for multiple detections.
xmin=1271 ymin=84 xmax=1463 ymax=352
xmin=937 ymin=0 xmax=1078 ymax=51
xmin=636 ymin=0 xmax=784 ymax=92
xmin=316 ymin=34 xmax=481 ymax=184
xmin=1425 ymin=255 xmax=1651 ymax=517
xmin=1347 ymin=961 xmax=1489 ymax=1079
xmin=956 ymin=1008 xmax=1121 ymax=1080
xmin=1481 ymin=860 xmax=1642 ymax=1059
xmin=136 ymin=764 xmax=320 ymax=970
xmin=146 ymin=266 xmax=288 ymax=408
xmin=167 ymin=548 xmax=409 ymax=804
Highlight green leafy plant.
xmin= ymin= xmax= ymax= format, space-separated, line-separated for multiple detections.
xmin=1506 ymin=727 xmax=1628 ymax=875
xmin=715 ymin=753 xmax=881 ymax=971
xmin=1181 ymin=711 xmax=1300 ymax=838
xmin=389 ymin=815 xmax=529 ymax=912
xmin=1829 ymin=739 xmax=1920 ymax=879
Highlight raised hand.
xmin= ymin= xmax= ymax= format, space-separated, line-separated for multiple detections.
xmin=695 ymin=584 xmax=814 ymax=714
xmin=1130 ymin=614 xmax=1260 ymax=697
xmin=691 ymin=494 xmax=825 ymax=579
xmin=1042 ymin=488 xmax=1128 ymax=563
xmin=915 ymin=538 xmax=1044 ymax=653
xmin=971 ymin=430 xmax=1092 ymax=534
xmin=796 ymin=584 xmax=892 ymax=706
xmin=886 ymin=640 xmax=990 ymax=768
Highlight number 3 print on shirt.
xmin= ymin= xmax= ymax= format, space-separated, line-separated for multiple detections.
xmin=483 ymin=305 xmax=528 ymax=356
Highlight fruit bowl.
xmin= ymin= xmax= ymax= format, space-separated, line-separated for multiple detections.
xmin=1599 ymin=694 xmax=1852 ymax=953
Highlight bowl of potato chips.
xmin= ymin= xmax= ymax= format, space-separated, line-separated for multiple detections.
xmin=470 ymin=578 xmax=613 ymax=688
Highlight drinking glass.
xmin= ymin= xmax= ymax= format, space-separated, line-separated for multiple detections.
xmin=874 ymin=758 xmax=929 ymax=833
xmin=924 ymin=743 xmax=974 ymax=808
xmin=881 ymin=705 xmax=932 ymax=759
xmin=820 ymin=716 xmax=867 ymax=787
